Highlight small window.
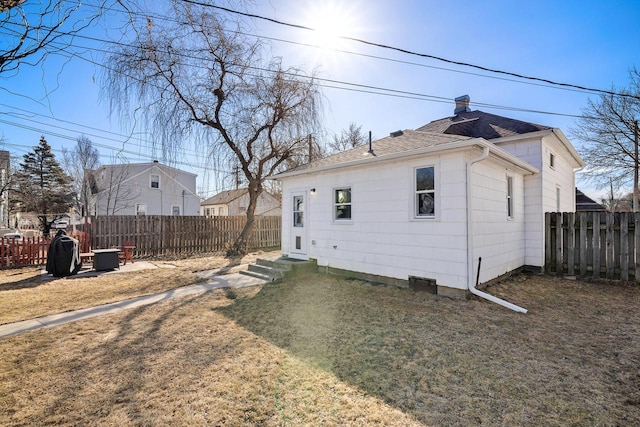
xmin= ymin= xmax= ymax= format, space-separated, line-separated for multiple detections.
xmin=136 ymin=204 xmax=147 ymax=216
xmin=334 ymin=188 xmax=352 ymax=220
xmin=293 ymin=195 xmax=304 ymax=227
xmin=556 ymin=186 xmax=561 ymax=212
xmin=218 ymin=207 xmax=224 ymax=216
xmin=172 ymin=205 xmax=180 ymax=216
xmin=415 ymin=166 xmax=435 ymax=217
xmin=150 ymin=174 xmax=160 ymax=189
xmin=550 ymin=153 xmax=555 ymax=169
xmin=506 ymin=176 xmax=514 ymax=219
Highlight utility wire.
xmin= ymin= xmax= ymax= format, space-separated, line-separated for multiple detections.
xmin=184 ymin=0 xmax=640 ymax=101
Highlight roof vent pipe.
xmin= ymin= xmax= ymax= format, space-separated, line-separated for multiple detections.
xmin=368 ymin=130 xmax=373 ymax=154
xmin=454 ymin=95 xmax=471 ymax=114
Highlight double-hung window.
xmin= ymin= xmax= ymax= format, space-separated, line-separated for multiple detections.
xmin=334 ymin=188 xmax=352 ymax=220
xmin=150 ymin=174 xmax=160 ymax=189
xmin=415 ymin=166 xmax=435 ymax=218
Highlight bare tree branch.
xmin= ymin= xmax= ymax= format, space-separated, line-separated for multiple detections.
xmin=103 ymin=0 xmax=322 ymax=255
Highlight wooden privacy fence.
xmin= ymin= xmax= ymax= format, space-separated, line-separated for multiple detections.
xmin=545 ymin=212 xmax=640 ymax=281
xmin=90 ymin=215 xmax=281 ymax=257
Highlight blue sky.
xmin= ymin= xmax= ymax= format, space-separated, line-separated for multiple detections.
xmin=1 ymin=0 xmax=639 ymax=199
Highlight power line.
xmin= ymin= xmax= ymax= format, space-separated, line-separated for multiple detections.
xmin=186 ymin=0 xmax=640 ymax=101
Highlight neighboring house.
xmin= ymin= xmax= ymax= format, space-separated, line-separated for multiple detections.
xmin=272 ymin=95 xmax=585 ymax=307
xmin=575 ymin=188 xmax=607 ymax=211
xmin=91 ymin=161 xmax=200 ymax=216
xmin=201 ymin=188 xmax=281 ymax=217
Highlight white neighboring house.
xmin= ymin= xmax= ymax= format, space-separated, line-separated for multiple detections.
xmin=272 ymin=96 xmax=585 ymax=304
xmin=91 ymin=161 xmax=200 ymax=216
xmin=201 ymin=188 xmax=281 ymax=217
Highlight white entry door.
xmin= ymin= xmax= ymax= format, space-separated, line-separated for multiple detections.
xmin=289 ymin=191 xmax=309 ymax=260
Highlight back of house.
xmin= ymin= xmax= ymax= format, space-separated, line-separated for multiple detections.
xmin=272 ymin=96 xmax=584 ymax=298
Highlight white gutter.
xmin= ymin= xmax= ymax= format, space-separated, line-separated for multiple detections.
xmin=466 ymin=146 xmax=528 ymax=313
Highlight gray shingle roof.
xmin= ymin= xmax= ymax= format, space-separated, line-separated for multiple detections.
xmin=417 ymin=110 xmax=552 ymax=139
xmin=275 ymin=130 xmax=472 ymax=176
xmin=201 ymin=188 xmax=247 ymax=205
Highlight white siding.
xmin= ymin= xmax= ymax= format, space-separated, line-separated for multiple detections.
xmin=470 ymin=160 xmax=527 ymax=283
xmin=281 ymin=150 xmax=530 ymax=290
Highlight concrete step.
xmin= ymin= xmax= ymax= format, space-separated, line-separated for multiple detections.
xmin=239 ymin=269 xmax=273 ymax=282
xmin=256 ymin=258 xmax=291 ymax=271
xmin=248 ymin=263 xmax=286 ymax=279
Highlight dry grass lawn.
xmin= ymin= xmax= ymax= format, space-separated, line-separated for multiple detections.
xmin=0 ymin=250 xmax=280 ymax=325
xmin=0 ymin=265 xmax=639 ymax=425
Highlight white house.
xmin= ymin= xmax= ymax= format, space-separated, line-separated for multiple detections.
xmin=91 ymin=161 xmax=201 ymax=216
xmin=201 ymin=188 xmax=281 ymax=217
xmin=272 ymin=96 xmax=585 ymax=311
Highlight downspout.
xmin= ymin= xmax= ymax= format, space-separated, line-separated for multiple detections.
xmin=466 ymin=146 xmax=528 ymax=314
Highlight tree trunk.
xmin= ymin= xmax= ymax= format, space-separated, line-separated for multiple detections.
xmin=225 ymin=180 xmax=261 ymax=257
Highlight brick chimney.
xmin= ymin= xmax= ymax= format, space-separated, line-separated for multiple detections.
xmin=454 ymin=95 xmax=471 ymax=114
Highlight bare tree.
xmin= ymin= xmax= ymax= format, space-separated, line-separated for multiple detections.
xmin=0 ymin=0 xmax=128 ymax=75
xmin=92 ymin=163 xmax=137 ymax=215
xmin=63 ymin=136 xmax=100 ymax=219
xmin=104 ymin=1 xmax=322 ymax=255
xmin=327 ymin=122 xmax=368 ymax=154
xmin=572 ymin=68 xmax=640 ymax=192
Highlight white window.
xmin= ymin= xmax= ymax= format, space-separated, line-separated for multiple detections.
xmin=506 ymin=176 xmax=514 ymax=219
xmin=136 ymin=204 xmax=147 ymax=216
xmin=334 ymin=188 xmax=352 ymax=220
xmin=556 ymin=186 xmax=561 ymax=212
xmin=218 ymin=207 xmax=224 ymax=216
xmin=150 ymin=174 xmax=160 ymax=189
xmin=415 ymin=166 xmax=435 ymax=217
xmin=172 ymin=205 xmax=180 ymax=216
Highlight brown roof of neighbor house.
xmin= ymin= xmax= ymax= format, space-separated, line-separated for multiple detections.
xmin=416 ymin=110 xmax=552 ymax=140
xmin=201 ymin=188 xmax=247 ymax=205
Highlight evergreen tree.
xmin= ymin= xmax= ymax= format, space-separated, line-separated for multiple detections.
xmin=12 ymin=136 xmax=75 ymax=233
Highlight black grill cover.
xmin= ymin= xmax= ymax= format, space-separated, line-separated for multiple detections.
xmin=46 ymin=230 xmax=81 ymax=277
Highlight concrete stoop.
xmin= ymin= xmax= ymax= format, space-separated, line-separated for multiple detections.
xmin=240 ymin=257 xmax=317 ymax=282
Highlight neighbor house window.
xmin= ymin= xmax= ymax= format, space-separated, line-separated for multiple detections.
xmin=136 ymin=204 xmax=147 ymax=216
xmin=506 ymin=176 xmax=514 ymax=219
xmin=415 ymin=166 xmax=435 ymax=217
xmin=172 ymin=205 xmax=180 ymax=216
xmin=556 ymin=186 xmax=561 ymax=212
xmin=218 ymin=207 xmax=224 ymax=216
xmin=550 ymin=153 xmax=555 ymax=169
xmin=334 ymin=188 xmax=352 ymax=220
xmin=150 ymin=174 xmax=160 ymax=189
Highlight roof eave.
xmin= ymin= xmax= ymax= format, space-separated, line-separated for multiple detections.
xmin=271 ymin=137 xmax=538 ymax=180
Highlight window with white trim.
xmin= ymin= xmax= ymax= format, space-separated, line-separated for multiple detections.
xmin=136 ymin=204 xmax=147 ymax=216
xmin=150 ymin=174 xmax=160 ymax=189
xmin=556 ymin=186 xmax=561 ymax=212
xmin=506 ymin=176 xmax=514 ymax=219
xmin=334 ymin=188 xmax=352 ymax=220
xmin=172 ymin=205 xmax=180 ymax=216
xmin=550 ymin=153 xmax=555 ymax=169
xmin=415 ymin=166 xmax=435 ymax=217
